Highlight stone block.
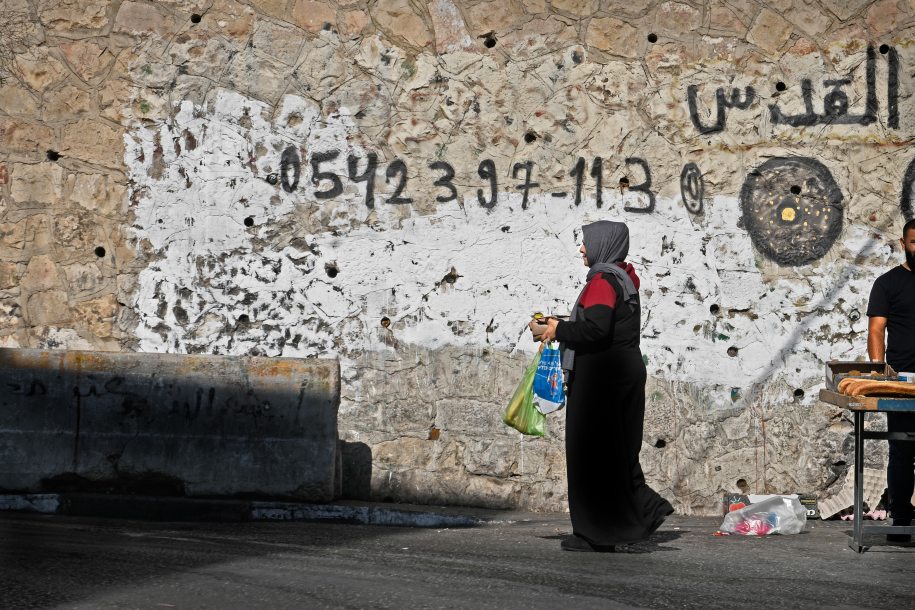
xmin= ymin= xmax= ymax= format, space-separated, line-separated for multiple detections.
xmin=113 ymin=1 xmax=180 ymax=37
xmin=61 ymin=120 xmax=125 ymax=169
xmin=0 ymin=299 xmax=23 ymax=328
xmin=22 ymin=255 xmax=61 ymax=292
xmin=656 ymin=1 xmax=704 ymax=37
xmin=52 ymin=214 xmax=96 ymax=250
xmin=0 ymin=263 xmax=18 ymax=290
xmin=14 ymin=50 xmax=68 ymax=92
xmin=290 ymin=0 xmax=337 ymax=32
xmin=68 ymin=173 xmax=126 ymax=217
xmin=551 ymin=0 xmax=598 ymax=17
xmin=42 ymin=85 xmax=94 ymax=120
xmin=74 ymin=293 xmax=118 ymax=338
xmin=339 ymin=10 xmax=371 ymax=39
xmin=372 ymin=436 xmax=435 ymax=470
xmin=785 ymin=3 xmax=834 ymax=37
xmin=747 ymin=8 xmax=795 ymax=54
xmin=586 ymin=17 xmax=640 ymax=57
xmin=464 ymin=0 xmax=525 ymax=36
xmin=252 ymin=19 xmax=305 ymax=65
xmin=251 ymin=0 xmax=291 ymax=20
xmin=709 ymin=5 xmax=749 ymax=34
xmin=223 ymin=54 xmax=293 ymax=104
xmin=40 ymin=0 xmax=110 ymax=32
xmin=58 ymin=41 xmax=116 ymax=85
xmin=209 ymin=0 xmax=257 ymax=41
xmin=825 ymin=0 xmax=876 ymax=20
xmin=371 ymin=0 xmax=432 ymax=48
xmin=98 ymin=79 xmax=132 ymax=123
xmin=26 ymin=289 xmax=71 ymax=325
xmin=866 ymin=0 xmax=905 ymax=36
xmin=64 ymin=262 xmax=105 ymax=296
xmin=10 ymin=163 xmax=64 ymax=205
xmin=0 ymin=84 xmax=37 ymax=117
xmin=428 ymin=0 xmax=474 ymax=53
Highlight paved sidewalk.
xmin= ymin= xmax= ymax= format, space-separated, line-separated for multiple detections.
xmin=2 ymin=504 xmax=914 ymax=609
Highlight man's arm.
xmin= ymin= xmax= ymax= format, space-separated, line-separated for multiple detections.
xmin=868 ymin=316 xmax=887 ymax=361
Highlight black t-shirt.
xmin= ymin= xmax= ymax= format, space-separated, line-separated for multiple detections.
xmin=867 ymin=265 xmax=915 ymax=372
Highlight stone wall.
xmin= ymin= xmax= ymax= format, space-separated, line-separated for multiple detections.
xmin=2 ymin=0 xmax=914 ymax=514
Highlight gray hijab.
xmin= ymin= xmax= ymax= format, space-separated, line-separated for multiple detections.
xmin=561 ymin=221 xmax=638 ymax=373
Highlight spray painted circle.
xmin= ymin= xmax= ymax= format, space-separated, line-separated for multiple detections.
xmin=739 ymin=157 xmax=843 ymax=266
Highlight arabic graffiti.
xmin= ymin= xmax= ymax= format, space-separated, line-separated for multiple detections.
xmin=687 ymin=86 xmax=755 ymax=134
xmin=739 ymin=157 xmax=844 ymax=266
xmin=901 ymin=156 xmax=915 ymax=221
xmin=687 ymin=46 xmax=899 ymax=133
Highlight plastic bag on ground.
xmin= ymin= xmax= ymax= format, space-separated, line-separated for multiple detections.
xmin=532 ymin=342 xmax=566 ymax=414
xmin=719 ymin=496 xmax=807 ymax=536
xmin=502 ymin=345 xmax=546 ymax=436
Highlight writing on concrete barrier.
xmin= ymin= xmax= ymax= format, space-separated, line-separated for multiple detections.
xmin=687 ymin=45 xmax=900 ymax=134
xmin=4 ymin=375 xmax=279 ymax=423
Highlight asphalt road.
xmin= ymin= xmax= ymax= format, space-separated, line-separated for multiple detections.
xmin=2 ymin=511 xmax=914 ymax=609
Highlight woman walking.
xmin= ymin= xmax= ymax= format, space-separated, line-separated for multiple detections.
xmin=533 ymin=220 xmax=673 ymax=552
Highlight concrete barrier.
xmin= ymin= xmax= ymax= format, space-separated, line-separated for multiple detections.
xmin=0 ymin=349 xmax=340 ymax=501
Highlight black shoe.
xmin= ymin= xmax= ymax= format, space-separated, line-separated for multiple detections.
xmin=888 ymin=519 xmax=912 ymax=544
xmin=561 ymin=534 xmax=597 ymax=552
xmin=560 ymin=534 xmax=617 ymax=552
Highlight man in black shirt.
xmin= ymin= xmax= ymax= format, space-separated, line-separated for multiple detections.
xmin=867 ymin=217 xmax=915 ymax=542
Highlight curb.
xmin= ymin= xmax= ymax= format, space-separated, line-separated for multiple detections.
xmin=0 ymin=494 xmax=485 ymax=528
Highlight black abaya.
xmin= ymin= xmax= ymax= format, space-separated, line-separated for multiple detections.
xmin=555 ymin=267 xmax=673 ymax=546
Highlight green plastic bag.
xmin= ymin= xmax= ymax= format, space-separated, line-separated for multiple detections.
xmin=502 ymin=345 xmax=546 ymax=436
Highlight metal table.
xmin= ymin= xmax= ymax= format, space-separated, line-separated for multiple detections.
xmin=820 ymin=389 xmax=915 ymax=552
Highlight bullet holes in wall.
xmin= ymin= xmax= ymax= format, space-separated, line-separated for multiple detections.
xmin=775 ymin=81 xmax=787 ymax=92
xmin=94 ymin=246 xmax=106 ymax=258
xmin=790 ymin=184 xmax=801 ymax=195
xmin=709 ymin=304 xmax=720 ymax=315
xmin=647 ymin=33 xmax=658 ymax=43
xmin=380 ymin=317 xmax=391 ymax=328
xmin=793 ymin=388 xmax=805 ymax=399
xmin=654 ymin=439 xmax=667 ymax=448
xmin=325 ymin=262 xmax=339 ymax=278
xmin=191 ymin=14 xmax=202 ymax=24
xmin=727 ymin=346 xmax=739 ymax=357
xmin=483 ymin=33 xmax=496 ymax=48
xmin=879 ymin=44 xmax=890 ymax=54
xmin=243 ymin=216 xmax=254 ymax=227
xmin=46 ymin=149 xmax=61 ymax=161
xmin=524 ymin=131 xmax=537 ymax=144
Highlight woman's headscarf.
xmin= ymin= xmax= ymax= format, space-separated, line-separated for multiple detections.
xmin=582 ymin=220 xmax=638 ymax=305
xmin=561 ymin=220 xmax=638 ymax=373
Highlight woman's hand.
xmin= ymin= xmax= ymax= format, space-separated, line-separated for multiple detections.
xmin=539 ymin=317 xmax=559 ymax=343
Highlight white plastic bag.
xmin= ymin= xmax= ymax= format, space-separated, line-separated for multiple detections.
xmin=719 ymin=496 xmax=807 ymax=536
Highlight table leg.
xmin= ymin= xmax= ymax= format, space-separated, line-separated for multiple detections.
xmin=850 ymin=410 xmax=865 ymax=553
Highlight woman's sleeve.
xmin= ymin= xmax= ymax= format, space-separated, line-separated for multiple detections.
xmin=554 ymin=277 xmax=617 ymax=344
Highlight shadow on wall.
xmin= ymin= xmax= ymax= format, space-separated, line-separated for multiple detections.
xmin=0 ymin=349 xmax=341 ymax=502
xmin=340 ymin=440 xmax=373 ymax=500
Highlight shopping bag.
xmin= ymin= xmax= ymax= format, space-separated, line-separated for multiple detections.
xmin=532 ymin=342 xmax=566 ymax=414
xmin=502 ymin=345 xmax=546 ymax=436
